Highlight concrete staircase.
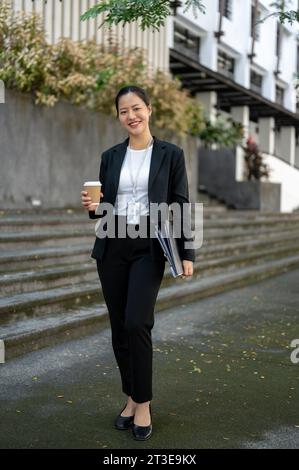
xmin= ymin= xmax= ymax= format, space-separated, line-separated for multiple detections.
xmin=197 ymin=188 xmax=228 ymax=209
xmin=1 ymin=204 xmax=299 ymax=359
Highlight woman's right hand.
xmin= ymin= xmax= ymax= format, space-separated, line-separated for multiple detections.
xmin=81 ymin=190 xmax=104 ymax=211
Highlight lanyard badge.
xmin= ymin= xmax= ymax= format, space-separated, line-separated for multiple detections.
xmin=126 ymin=137 xmax=153 ymax=225
xmin=126 ymin=200 xmax=142 ymax=224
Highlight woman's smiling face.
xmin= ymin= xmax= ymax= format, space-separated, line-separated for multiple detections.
xmin=118 ymin=92 xmax=152 ymax=136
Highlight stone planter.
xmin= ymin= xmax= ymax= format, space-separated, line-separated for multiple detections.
xmin=198 ymin=147 xmax=281 ymax=211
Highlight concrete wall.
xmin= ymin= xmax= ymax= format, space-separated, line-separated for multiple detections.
xmin=0 ymin=89 xmax=198 ymax=209
xmin=198 ymin=147 xmax=281 ymax=212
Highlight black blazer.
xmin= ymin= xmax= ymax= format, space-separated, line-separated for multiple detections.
xmin=88 ymin=135 xmax=195 ymax=263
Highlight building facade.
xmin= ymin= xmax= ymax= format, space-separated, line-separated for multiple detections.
xmin=169 ymin=0 xmax=299 ymax=211
xmin=11 ymin=0 xmax=299 ymax=211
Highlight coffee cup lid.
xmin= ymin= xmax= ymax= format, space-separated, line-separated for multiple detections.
xmin=84 ymin=181 xmax=102 ymax=186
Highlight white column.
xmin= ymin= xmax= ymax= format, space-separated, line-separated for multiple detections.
xmin=231 ymin=106 xmax=250 ymax=136
xmin=258 ymin=117 xmax=275 ymax=155
xmin=231 ymin=105 xmax=250 ymax=181
xmin=235 ymin=55 xmax=250 ymax=89
xmin=295 ymin=143 xmax=299 ymax=168
xmin=200 ymin=31 xmax=218 ymax=71
xmin=196 ymin=91 xmax=218 ymax=123
xmin=263 ymin=71 xmax=276 ymax=102
xmin=280 ymin=126 xmax=296 ymax=165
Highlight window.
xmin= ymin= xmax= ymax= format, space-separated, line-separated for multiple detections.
xmin=250 ymin=70 xmax=263 ymax=94
xmin=173 ymin=23 xmax=200 ymax=60
xmin=219 ymin=0 xmax=233 ymax=20
xmin=276 ymin=85 xmax=284 ymax=106
xmin=251 ymin=3 xmax=261 ymax=41
xmin=217 ymin=50 xmax=235 ymax=79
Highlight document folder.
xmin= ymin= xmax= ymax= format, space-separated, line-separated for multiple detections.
xmin=154 ymin=219 xmax=183 ymax=278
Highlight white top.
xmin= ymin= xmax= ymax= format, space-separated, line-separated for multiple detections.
xmin=113 ymin=144 xmax=153 ymax=223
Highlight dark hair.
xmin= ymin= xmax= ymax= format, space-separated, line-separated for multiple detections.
xmin=115 ymin=85 xmax=150 ymax=116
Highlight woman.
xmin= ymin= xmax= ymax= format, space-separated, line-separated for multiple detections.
xmin=81 ymin=85 xmax=194 ymax=441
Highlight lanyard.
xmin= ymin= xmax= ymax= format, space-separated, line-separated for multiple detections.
xmin=128 ymin=137 xmax=153 ymax=200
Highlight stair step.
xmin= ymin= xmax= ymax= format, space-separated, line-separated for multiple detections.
xmin=2 ymin=253 xmax=299 ymax=359
xmin=0 ymin=303 xmax=109 ymax=359
xmin=1 ymin=222 xmax=299 ymax=251
xmin=203 ymin=217 xmax=299 ymax=229
xmin=0 ymin=280 xmax=102 ymax=319
xmin=203 ymin=210 xmax=298 ymax=219
xmin=1 ymin=228 xmax=298 ymax=274
xmin=158 ymin=253 xmax=299 ymax=306
xmin=2 ymin=235 xmax=299 ymax=316
xmin=2 ymin=239 xmax=299 ymax=296
xmin=0 ymin=245 xmax=90 ymax=273
xmin=2 ymin=207 xmax=298 ymax=227
xmin=202 ymin=226 xmax=299 ymax=243
xmin=201 ymin=231 xmax=299 ymax=256
xmin=0 ymin=230 xmax=93 ymax=249
xmin=0 ymin=262 xmax=97 ymax=296
xmin=0 ymin=215 xmax=88 ymax=232
xmin=1 ymin=206 xmax=299 ymax=359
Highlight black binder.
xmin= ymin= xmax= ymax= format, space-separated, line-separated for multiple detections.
xmin=154 ymin=219 xmax=183 ymax=278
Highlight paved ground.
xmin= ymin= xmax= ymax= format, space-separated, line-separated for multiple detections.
xmin=1 ymin=268 xmax=299 ymax=449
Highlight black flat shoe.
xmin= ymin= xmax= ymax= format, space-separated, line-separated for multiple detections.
xmin=132 ymin=404 xmax=152 ymax=441
xmin=114 ymin=405 xmax=135 ymax=430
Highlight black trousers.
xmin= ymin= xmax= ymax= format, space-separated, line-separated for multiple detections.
xmin=96 ymin=215 xmax=166 ymax=403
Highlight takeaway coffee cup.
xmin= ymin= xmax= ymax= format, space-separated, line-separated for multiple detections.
xmin=83 ymin=181 xmax=102 ymax=205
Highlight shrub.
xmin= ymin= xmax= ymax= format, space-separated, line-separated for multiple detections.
xmin=0 ymin=3 xmax=204 ymax=137
xmin=199 ymin=115 xmax=244 ymax=148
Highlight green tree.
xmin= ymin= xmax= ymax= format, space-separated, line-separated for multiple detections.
xmin=269 ymin=1 xmax=299 ymax=25
xmin=80 ymin=0 xmax=205 ymax=31
xmin=80 ymin=0 xmax=299 ymax=30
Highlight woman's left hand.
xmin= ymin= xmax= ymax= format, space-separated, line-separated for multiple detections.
xmin=181 ymin=260 xmax=194 ymax=279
